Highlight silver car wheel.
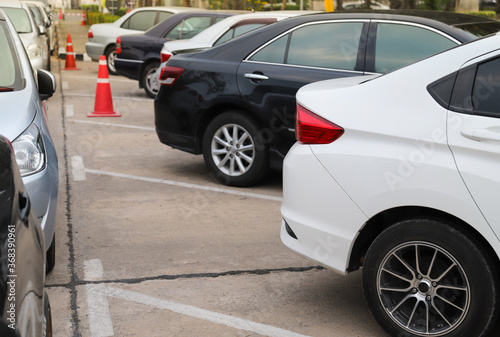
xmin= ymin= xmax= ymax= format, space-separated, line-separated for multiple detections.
xmin=377 ymin=241 xmax=470 ymax=336
xmin=210 ymin=123 xmax=255 ymax=177
xmin=145 ymin=66 xmax=159 ymax=96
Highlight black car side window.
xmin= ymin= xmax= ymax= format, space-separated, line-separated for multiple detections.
xmin=249 ymin=22 xmax=364 ymax=71
xmin=374 ymin=23 xmax=457 ymax=73
xmin=471 ymin=57 xmax=500 ymax=117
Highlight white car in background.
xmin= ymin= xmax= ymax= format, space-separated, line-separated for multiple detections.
xmin=21 ymin=0 xmax=55 ymax=56
xmin=86 ymin=6 xmax=201 ymax=74
xmin=0 ymin=1 xmax=50 ymax=71
xmin=281 ymin=33 xmax=500 ymax=337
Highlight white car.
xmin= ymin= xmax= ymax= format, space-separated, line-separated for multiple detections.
xmin=21 ymin=0 xmax=55 ymax=55
xmin=0 ymin=1 xmax=50 ymax=72
xmin=86 ymin=6 xmax=201 ymax=74
xmin=281 ymin=33 xmax=500 ymax=337
xmin=159 ymin=11 xmax=316 ymax=63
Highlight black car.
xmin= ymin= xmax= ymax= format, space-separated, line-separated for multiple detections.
xmin=115 ymin=11 xmax=233 ymax=98
xmin=0 ymin=136 xmax=52 ymax=337
xmin=154 ymin=10 xmax=500 ymax=187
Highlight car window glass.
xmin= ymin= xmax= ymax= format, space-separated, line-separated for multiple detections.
xmin=2 ymin=8 xmax=32 ymax=33
xmin=157 ymin=11 xmax=174 ymax=24
xmin=249 ymin=34 xmax=288 ymax=64
xmin=122 ymin=11 xmax=157 ymax=31
xmin=28 ymin=5 xmax=43 ymax=26
xmin=287 ymin=22 xmax=363 ymax=70
xmin=214 ymin=23 xmax=267 ymax=46
xmin=472 ymin=57 xmax=500 ymax=116
xmin=165 ymin=17 xmax=212 ymax=40
xmin=375 ymin=23 xmax=457 ymax=73
xmin=0 ymin=25 xmax=17 ymax=88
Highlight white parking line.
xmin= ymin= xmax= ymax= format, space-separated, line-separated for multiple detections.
xmin=71 ymin=156 xmax=86 ymax=181
xmin=85 ymin=169 xmax=283 ymax=202
xmin=84 ymin=259 xmax=115 ymax=337
xmin=90 ymin=284 xmax=310 ymax=337
xmin=62 ymin=81 xmax=70 ymax=90
xmin=72 ymin=119 xmax=155 ymax=131
xmin=65 ymin=104 xmax=74 ymax=117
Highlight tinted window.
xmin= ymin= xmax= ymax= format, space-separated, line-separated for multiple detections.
xmin=0 ymin=23 xmax=21 ymax=90
xmin=2 ymin=8 xmax=32 ymax=33
xmin=375 ymin=23 xmax=457 ymax=73
xmin=250 ymin=22 xmax=364 ymax=71
xmin=165 ymin=17 xmax=212 ymax=40
xmin=472 ymin=57 xmax=500 ymax=116
xmin=249 ymin=34 xmax=288 ymax=64
xmin=456 ymin=22 xmax=500 ymax=37
xmin=287 ymin=22 xmax=363 ymax=70
xmin=214 ymin=23 xmax=267 ymax=46
xmin=157 ymin=11 xmax=173 ymax=24
xmin=122 ymin=11 xmax=157 ymax=31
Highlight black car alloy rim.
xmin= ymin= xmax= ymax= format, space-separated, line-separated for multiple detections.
xmin=210 ymin=123 xmax=255 ymax=176
xmin=377 ymin=241 xmax=470 ymax=336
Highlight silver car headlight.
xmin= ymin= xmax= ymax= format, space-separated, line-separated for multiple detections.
xmin=26 ymin=43 xmax=42 ymax=60
xmin=12 ymin=124 xmax=46 ymax=176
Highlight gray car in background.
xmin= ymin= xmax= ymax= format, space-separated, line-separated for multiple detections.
xmin=0 ymin=9 xmax=58 ymax=273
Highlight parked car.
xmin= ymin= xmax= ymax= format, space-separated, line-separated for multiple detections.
xmin=86 ymin=6 xmax=201 ymax=74
xmin=0 ymin=9 xmax=58 ymax=273
xmin=0 ymin=1 xmax=50 ymax=72
xmin=152 ymin=11 xmax=317 ymax=97
xmin=154 ymin=10 xmax=500 ymax=186
xmin=22 ymin=1 xmax=51 ymax=70
xmin=0 ymin=135 xmax=52 ymax=337
xmin=281 ymin=32 xmax=500 ymax=337
xmin=115 ymin=11 xmax=235 ymax=98
xmin=21 ymin=0 xmax=55 ymax=56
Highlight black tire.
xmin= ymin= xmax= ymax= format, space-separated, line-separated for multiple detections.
xmin=45 ymin=234 xmax=55 ymax=274
xmin=363 ymin=219 xmax=499 ymax=337
xmin=142 ymin=61 xmax=160 ymax=98
xmin=44 ymin=292 xmax=53 ymax=337
xmin=202 ymin=112 xmax=268 ymax=187
xmin=105 ymin=46 xmax=117 ymax=75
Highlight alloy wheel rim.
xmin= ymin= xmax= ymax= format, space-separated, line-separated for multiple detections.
xmin=146 ymin=67 xmax=159 ymax=95
xmin=108 ymin=52 xmax=116 ymax=73
xmin=377 ymin=241 xmax=470 ymax=336
xmin=211 ymin=123 xmax=255 ymax=176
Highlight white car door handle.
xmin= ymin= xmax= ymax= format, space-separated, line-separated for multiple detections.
xmin=244 ymin=73 xmax=269 ymax=81
xmin=461 ymin=128 xmax=500 ymax=142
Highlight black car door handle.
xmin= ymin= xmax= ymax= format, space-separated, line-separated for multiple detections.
xmin=244 ymin=73 xmax=269 ymax=81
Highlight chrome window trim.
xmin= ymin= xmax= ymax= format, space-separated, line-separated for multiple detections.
xmin=242 ymin=59 xmax=366 ymax=75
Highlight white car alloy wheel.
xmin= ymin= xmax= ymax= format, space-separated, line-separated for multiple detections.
xmin=376 ymin=241 xmax=470 ymax=335
xmin=202 ymin=112 xmax=268 ymax=187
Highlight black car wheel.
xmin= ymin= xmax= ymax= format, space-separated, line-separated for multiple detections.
xmin=363 ymin=219 xmax=499 ymax=337
xmin=203 ymin=112 xmax=268 ymax=187
xmin=105 ymin=46 xmax=117 ymax=75
xmin=46 ymin=234 xmax=55 ymax=274
xmin=142 ymin=61 xmax=160 ymax=98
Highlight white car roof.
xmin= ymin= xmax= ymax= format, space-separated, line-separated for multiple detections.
xmin=161 ymin=10 xmax=316 ymax=54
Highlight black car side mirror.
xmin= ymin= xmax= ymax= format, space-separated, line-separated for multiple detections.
xmin=37 ymin=69 xmax=56 ymax=101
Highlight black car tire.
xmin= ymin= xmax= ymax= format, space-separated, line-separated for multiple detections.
xmin=203 ymin=112 xmax=268 ymax=187
xmin=44 ymin=293 xmax=53 ymax=337
xmin=105 ymin=46 xmax=117 ymax=75
xmin=363 ymin=219 xmax=499 ymax=337
xmin=142 ymin=61 xmax=160 ymax=98
xmin=46 ymin=234 xmax=55 ymax=274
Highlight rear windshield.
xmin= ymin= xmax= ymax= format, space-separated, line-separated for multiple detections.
xmin=1 ymin=8 xmax=32 ymax=34
xmin=0 ymin=21 xmax=23 ymax=91
xmin=455 ymin=21 xmax=500 ymax=37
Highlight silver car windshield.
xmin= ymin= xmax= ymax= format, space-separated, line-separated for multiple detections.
xmin=2 ymin=8 xmax=33 ymax=34
xmin=0 ymin=22 xmax=22 ymax=90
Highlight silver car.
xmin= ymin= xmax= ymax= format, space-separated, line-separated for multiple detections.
xmin=0 ymin=1 xmax=50 ymax=72
xmin=86 ymin=6 xmax=201 ymax=74
xmin=0 ymin=9 xmax=58 ymax=273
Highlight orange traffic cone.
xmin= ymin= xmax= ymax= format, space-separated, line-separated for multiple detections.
xmin=62 ymin=34 xmax=80 ymax=70
xmin=88 ymin=55 xmax=120 ymax=117
xmin=59 ymin=9 xmax=63 ymax=20
xmin=81 ymin=11 xmax=86 ymax=26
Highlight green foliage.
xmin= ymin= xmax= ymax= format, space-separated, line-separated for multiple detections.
xmin=209 ymin=0 xmax=308 ymax=11
xmin=82 ymin=4 xmax=99 ymax=12
xmin=86 ymin=10 xmax=124 ymax=25
xmin=465 ymin=11 xmax=496 ymax=18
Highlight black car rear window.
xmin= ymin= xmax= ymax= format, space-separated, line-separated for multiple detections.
xmin=454 ymin=21 xmax=500 ymax=37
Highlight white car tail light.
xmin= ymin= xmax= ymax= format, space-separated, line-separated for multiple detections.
xmin=161 ymin=52 xmax=171 ymax=63
xmin=116 ymin=36 xmax=121 ymax=54
xmin=88 ymin=28 xmax=93 ymax=39
xmin=159 ymin=66 xmax=184 ymax=86
xmin=296 ymin=104 xmax=344 ymax=144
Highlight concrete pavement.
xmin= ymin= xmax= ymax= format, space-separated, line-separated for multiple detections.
xmin=56 ymin=9 xmax=91 ymax=61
